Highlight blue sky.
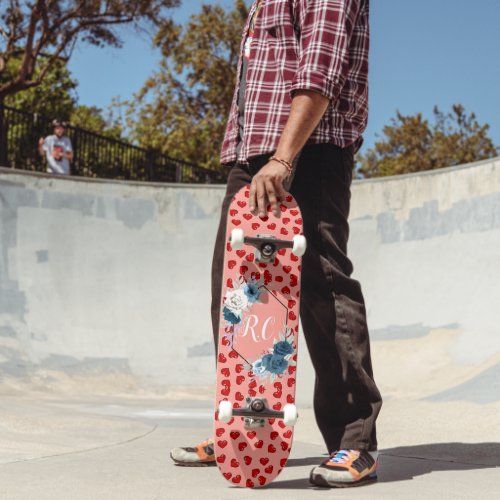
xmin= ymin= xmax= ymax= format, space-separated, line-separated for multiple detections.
xmin=68 ymin=0 xmax=500 ymax=154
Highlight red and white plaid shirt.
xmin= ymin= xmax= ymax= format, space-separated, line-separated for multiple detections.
xmin=220 ymin=0 xmax=370 ymax=166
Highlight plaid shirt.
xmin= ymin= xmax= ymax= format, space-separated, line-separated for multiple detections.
xmin=220 ymin=0 xmax=370 ymax=166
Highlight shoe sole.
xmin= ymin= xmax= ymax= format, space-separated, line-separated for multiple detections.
xmin=170 ymin=452 xmax=216 ymax=467
xmin=310 ymin=471 xmax=378 ymax=488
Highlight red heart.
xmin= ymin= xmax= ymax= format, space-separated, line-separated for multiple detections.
xmin=268 ymin=444 xmax=276 ymax=453
xmin=259 ymin=215 xmax=269 ymax=221
xmin=290 ymin=274 xmax=298 ymax=287
xmin=280 ymin=227 xmax=288 ymax=235
xmin=238 ymin=442 xmax=248 ymax=451
xmin=292 ymin=227 xmax=300 ymax=234
xmin=251 ymin=468 xmax=260 ymax=478
xmin=218 ymin=440 xmax=227 ymax=448
xmin=217 ymin=454 xmax=226 ymax=463
xmin=288 ymin=299 xmax=296 ymax=308
xmin=244 ymin=191 xmax=250 ymax=198
xmin=230 ymin=431 xmax=240 ymax=440
xmin=273 ymin=402 xmax=282 ymax=410
xmin=223 ymin=472 xmax=232 ymax=480
xmin=270 ymin=431 xmax=279 ymax=440
xmin=229 ymin=209 xmax=238 ymax=216
xmin=267 ymin=223 xmax=276 ymax=230
xmin=282 ymin=217 xmax=290 ymax=225
xmin=287 ymin=394 xmax=295 ymax=403
xmin=258 ymin=476 xmax=266 ymax=485
xmin=232 ymin=219 xmax=241 ymax=226
xmin=260 ymin=457 xmax=269 ymax=465
xmin=278 ymin=421 xmax=286 ymax=429
xmin=249 ymin=389 xmax=257 ymax=397
xmin=295 ymin=218 xmax=303 ymax=225
xmin=283 ymin=265 xmax=292 ymax=274
xmin=290 ymin=209 xmax=299 ymax=216
xmin=275 ymin=276 xmax=283 ymax=282
xmin=221 ymin=367 xmax=230 ymax=377
xmin=246 ymin=479 xmax=254 ymax=487
xmin=281 ymin=286 xmax=290 ymax=295
xmin=255 ymin=440 xmax=264 ymax=448
xmin=228 ymin=260 xmax=236 ymax=269
xmin=288 ymin=366 xmax=296 ymax=375
xmin=249 ymin=380 xmax=257 ymax=389
xmin=243 ymin=213 xmax=252 ymax=220
xmin=289 ymin=311 xmax=297 ymax=320
xmin=245 ymin=253 xmax=254 ymax=262
xmin=291 ymin=253 xmax=299 ymax=261
xmin=286 ymin=196 xmax=293 ymax=203
xmin=218 ymin=353 xmax=226 ymax=363
xmin=274 ymin=382 xmax=282 ymax=390
xmin=284 ymin=430 xmax=292 ymax=438
xmin=252 ymin=223 xmax=260 ymax=230
xmin=265 ymin=465 xmax=274 ymax=474
xmin=237 ymin=201 xmax=246 ymax=208
xmin=236 ymin=250 xmax=246 ymax=258
xmin=287 ymin=378 xmax=295 ymax=387
xmin=231 ymin=458 xmax=239 ymax=468
xmin=216 ymin=428 xmax=225 ymax=437
xmin=236 ymin=375 xmax=245 ymax=385
xmin=278 ymin=248 xmax=286 ymax=255
xmin=240 ymin=265 xmax=248 ymax=274
xmin=247 ymin=431 xmax=257 ymax=439
xmin=258 ymin=385 xmax=265 ymax=394
xmin=235 ymin=391 xmax=244 ymax=401
xmin=226 ymin=278 xmax=233 ymax=288
xmin=232 ymin=475 xmax=241 ymax=484
xmin=280 ymin=458 xmax=287 ymax=467
xmin=235 ymin=364 xmax=244 ymax=373
xmin=250 ymin=272 xmax=260 ymax=280
xmin=273 ymin=390 xmax=282 ymax=398
xmin=244 ymin=455 xmax=252 ymax=465
xmin=281 ymin=442 xmax=289 ymax=451
xmin=229 ymin=350 xmax=238 ymax=359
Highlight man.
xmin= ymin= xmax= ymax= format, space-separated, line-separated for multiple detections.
xmin=38 ymin=119 xmax=73 ymax=175
xmin=171 ymin=0 xmax=382 ymax=488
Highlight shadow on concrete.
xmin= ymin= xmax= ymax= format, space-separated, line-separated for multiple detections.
xmin=266 ymin=442 xmax=500 ymax=489
xmin=378 ymin=442 xmax=500 ymax=483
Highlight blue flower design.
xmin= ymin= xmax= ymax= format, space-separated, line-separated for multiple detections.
xmin=273 ymin=340 xmax=294 ymax=356
xmin=223 ymin=306 xmax=241 ymax=325
xmin=262 ymin=354 xmax=288 ymax=374
xmin=251 ymin=359 xmax=268 ymax=376
xmin=242 ymin=282 xmax=261 ymax=303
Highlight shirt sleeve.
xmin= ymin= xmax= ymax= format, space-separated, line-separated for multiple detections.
xmin=289 ymin=0 xmax=362 ymax=102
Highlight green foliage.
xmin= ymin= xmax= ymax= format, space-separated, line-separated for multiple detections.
xmin=120 ymin=0 xmax=249 ymax=169
xmin=357 ymin=105 xmax=499 ymax=178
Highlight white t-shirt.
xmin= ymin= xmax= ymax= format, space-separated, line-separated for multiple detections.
xmin=42 ymin=135 xmax=73 ymax=175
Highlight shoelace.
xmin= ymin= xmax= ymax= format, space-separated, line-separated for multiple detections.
xmin=329 ymin=449 xmax=359 ymax=464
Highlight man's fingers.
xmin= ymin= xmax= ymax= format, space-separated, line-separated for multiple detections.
xmin=265 ymin=179 xmax=280 ymax=217
xmin=256 ymin=179 xmax=267 ymax=217
xmin=249 ymin=178 xmax=257 ymax=213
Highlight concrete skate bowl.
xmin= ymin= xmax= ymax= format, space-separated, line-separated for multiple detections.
xmin=0 ymin=158 xmax=499 ymax=406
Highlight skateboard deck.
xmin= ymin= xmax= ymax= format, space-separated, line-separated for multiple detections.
xmin=214 ymin=184 xmax=305 ymax=488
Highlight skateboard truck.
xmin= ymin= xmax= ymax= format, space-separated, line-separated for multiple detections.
xmin=218 ymin=398 xmax=298 ymax=428
xmin=230 ymin=229 xmax=306 ymax=263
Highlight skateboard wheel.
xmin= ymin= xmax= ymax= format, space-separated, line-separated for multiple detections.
xmin=230 ymin=228 xmax=244 ymax=250
xmin=283 ymin=404 xmax=298 ymax=426
xmin=218 ymin=400 xmax=233 ymax=423
xmin=292 ymin=235 xmax=307 ymax=257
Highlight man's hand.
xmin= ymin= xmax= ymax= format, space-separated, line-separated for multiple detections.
xmin=249 ymin=160 xmax=290 ymax=217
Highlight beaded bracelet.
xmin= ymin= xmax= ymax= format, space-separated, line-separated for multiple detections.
xmin=269 ymin=155 xmax=294 ymax=175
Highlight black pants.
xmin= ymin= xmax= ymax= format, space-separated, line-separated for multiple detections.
xmin=210 ymin=143 xmax=382 ymax=452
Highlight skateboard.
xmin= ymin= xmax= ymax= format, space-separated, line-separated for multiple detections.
xmin=214 ymin=184 xmax=306 ymax=488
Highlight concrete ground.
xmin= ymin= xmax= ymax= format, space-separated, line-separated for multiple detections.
xmin=0 ymin=380 xmax=499 ymax=500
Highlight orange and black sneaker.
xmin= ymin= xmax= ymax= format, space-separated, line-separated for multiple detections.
xmin=170 ymin=437 xmax=216 ymax=467
xmin=309 ymin=449 xmax=378 ymax=488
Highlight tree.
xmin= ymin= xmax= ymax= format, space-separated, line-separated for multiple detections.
xmin=357 ymin=104 xmax=499 ymax=178
xmin=0 ymin=0 xmax=180 ymax=104
xmin=121 ymin=0 xmax=249 ymax=170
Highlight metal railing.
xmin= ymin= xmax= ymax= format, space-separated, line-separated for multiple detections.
xmin=0 ymin=104 xmax=229 ymax=184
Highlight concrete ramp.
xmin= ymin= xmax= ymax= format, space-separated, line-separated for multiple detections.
xmin=0 ymin=157 xmax=499 ymax=406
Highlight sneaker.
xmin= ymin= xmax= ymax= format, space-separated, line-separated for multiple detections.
xmin=309 ymin=449 xmax=378 ymax=488
xmin=170 ymin=437 xmax=216 ymax=467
